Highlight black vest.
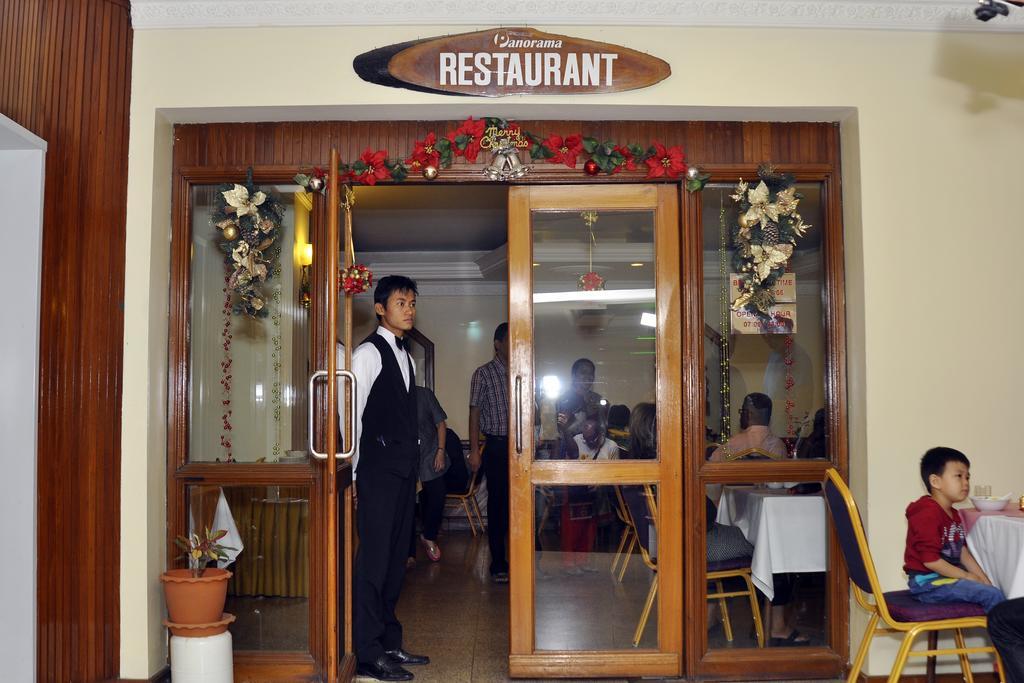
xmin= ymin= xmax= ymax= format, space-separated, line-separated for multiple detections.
xmin=357 ymin=332 xmax=418 ymax=478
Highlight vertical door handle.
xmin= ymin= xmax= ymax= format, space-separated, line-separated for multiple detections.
xmin=307 ymin=370 xmax=358 ymax=460
xmin=308 ymin=370 xmax=328 ymax=459
xmin=515 ymin=375 xmax=523 ymax=455
xmin=335 ymin=369 xmax=356 ymax=459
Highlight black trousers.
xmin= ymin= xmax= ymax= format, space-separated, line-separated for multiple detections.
xmin=483 ymin=435 xmax=509 ymax=575
xmin=407 ymin=475 xmax=448 ymax=557
xmin=989 ymin=597 xmax=1024 ymax=683
xmin=354 ymin=468 xmax=416 ymax=664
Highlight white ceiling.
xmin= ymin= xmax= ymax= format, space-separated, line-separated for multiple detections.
xmin=131 ymin=0 xmax=1024 ymax=32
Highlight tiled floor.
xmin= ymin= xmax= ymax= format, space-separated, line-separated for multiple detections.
xmin=381 ymin=530 xmax=829 ymax=682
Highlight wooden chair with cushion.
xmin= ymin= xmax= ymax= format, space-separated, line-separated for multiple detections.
xmin=822 ymin=468 xmax=1004 ymax=683
xmin=444 ymin=468 xmax=484 ymax=536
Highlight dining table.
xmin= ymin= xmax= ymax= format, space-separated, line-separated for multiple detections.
xmin=715 ymin=485 xmax=828 ymax=600
xmin=965 ymin=509 xmax=1024 ymax=600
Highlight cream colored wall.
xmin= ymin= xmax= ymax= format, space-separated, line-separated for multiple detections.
xmin=345 ymin=294 xmax=510 ymax=438
xmin=123 ymin=24 xmax=1024 ymax=678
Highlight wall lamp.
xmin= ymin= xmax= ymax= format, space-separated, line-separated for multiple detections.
xmin=299 ymin=243 xmax=313 ymax=308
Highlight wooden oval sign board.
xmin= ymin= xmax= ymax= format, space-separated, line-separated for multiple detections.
xmin=354 ymin=27 xmax=671 ymax=97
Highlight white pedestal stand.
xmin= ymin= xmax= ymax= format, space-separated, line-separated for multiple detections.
xmin=170 ymin=631 xmax=234 ymax=683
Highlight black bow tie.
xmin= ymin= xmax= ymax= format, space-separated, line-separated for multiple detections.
xmin=396 ymin=336 xmax=409 ymax=352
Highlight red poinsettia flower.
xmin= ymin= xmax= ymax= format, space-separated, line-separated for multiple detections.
xmin=356 ymin=148 xmax=389 ymax=186
xmin=447 ymin=117 xmax=486 ymax=163
xmin=544 ymin=134 xmax=584 ymax=168
xmin=612 ymin=145 xmax=636 ymax=174
xmin=406 ymin=132 xmax=441 ymax=171
xmin=644 ymin=142 xmax=687 ymax=179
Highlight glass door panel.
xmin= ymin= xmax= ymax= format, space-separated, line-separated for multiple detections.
xmin=509 ymin=185 xmax=681 ymax=679
xmin=187 ymin=184 xmax=311 ymax=465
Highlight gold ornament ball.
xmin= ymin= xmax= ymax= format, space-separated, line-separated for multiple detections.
xmin=422 ymin=165 xmax=439 ymax=180
xmin=222 ymin=225 xmax=239 ymax=241
xmin=737 ymin=214 xmax=751 ymax=229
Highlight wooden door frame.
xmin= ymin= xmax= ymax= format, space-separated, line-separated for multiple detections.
xmin=682 ymin=159 xmax=850 ymax=680
xmin=167 ymin=120 xmax=849 ymax=682
xmin=507 ymin=184 xmax=683 ymax=679
xmin=167 ymin=166 xmax=355 ymax=680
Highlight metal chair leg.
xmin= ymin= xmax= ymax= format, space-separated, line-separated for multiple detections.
xmin=741 ymin=572 xmax=765 ymax=648
xmin=462 ymin=500 xmax=477 ymax=536
xmin=611 ymin=527 xmax=631 ymax=574
xmin=847 ymin=612 xmax=879 ymax=683
xmin=953 ymin=628 xmax=974 ymax=683
xmin=632 ymin=573 xmax=658 ymax=647
xmin=888 ymin=627 xmax=921 ymax=683
xmin=471 ymin=497 xmax=485 ymax=531
xmin=617 ymin=536 xmax=636 ymax=582
xmin=715 ymin=580 xmax=734 ymax=642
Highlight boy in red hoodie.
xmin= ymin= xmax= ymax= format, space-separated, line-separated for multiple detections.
xmin=904 ymin=447 xmax=1005 ymax=612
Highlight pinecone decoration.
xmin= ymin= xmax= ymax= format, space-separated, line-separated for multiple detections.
xmin=240 ymin=218 xmax=261 ymax=246
xmin=763 ymin=222 xmax=779 ymax=246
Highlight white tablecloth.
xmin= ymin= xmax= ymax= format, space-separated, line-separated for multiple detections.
xmin=967 ymin=515 xmax=1024 ymax=600
xmin=716 ymin=486 xmax=827 ymax=600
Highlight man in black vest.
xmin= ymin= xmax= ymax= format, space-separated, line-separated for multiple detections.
xmin=351 ymin=275 xmax=428 ymax=681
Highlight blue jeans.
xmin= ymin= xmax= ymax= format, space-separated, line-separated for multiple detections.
xmin=907 ymin=573 xmax=1006 ymax=613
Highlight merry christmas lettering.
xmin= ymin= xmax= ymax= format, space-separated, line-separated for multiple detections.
xmin=480 ymin=126 xmax=531 ymax=150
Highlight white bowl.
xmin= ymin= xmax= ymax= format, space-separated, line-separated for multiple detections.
xmin=765 ymin=482 xmax=786 ymax=490
xmin=970 ymin=495 xmax=1011 ymax=512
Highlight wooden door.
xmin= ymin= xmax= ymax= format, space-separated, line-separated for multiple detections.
xmin=168 ymin=158 xmax=356 ymax=681
xmin=507 ymin=185 xmax=683 ymax=678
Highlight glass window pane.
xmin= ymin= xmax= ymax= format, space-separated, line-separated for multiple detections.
xmin=532 ymin=210 xmax=656 ymax=461
xmin=188 ymin=185 xmax=311 ymax=463
xmin=704 ymin=480 xmax=829 ymax=650
xmin=535 ymin=484 xmax=659 ymax=650
xmin=187 ymin=485 xmax=310 ymax=651
xmin=702 ymin=182 xmax=829 ymax=461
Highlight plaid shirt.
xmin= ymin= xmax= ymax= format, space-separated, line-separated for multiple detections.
xmin=469 ymin=357 xmax=509 ymax=437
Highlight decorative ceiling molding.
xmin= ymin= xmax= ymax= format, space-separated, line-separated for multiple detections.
xmin=131 ymin=0 xmax=1024 ymax=33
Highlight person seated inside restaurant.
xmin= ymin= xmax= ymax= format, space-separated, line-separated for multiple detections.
xmin=606 ymin=404 xmax=631 ymax=452
xmin=706 ymin=393 xmax=811 ymax=645
xmin=988 ymin=597 xmax=1024 ymax=683
xmin=707 ymin=393 xmax=787 ymax=463
xmin=795 ymin=408 xmax=827 ymax=459
xmin=566 ymin=418 xmax=620 ymax=461
xmin=904 ymin=447 xmax=1005 ymax=612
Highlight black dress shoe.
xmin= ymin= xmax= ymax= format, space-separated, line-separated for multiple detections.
xmin=356 ymin=654 xmax=414 ymax=681
xmin=385 ymin=648 xmax=430 ymax=665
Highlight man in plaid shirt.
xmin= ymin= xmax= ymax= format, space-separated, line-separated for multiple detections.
xmin=468 ymin=322 xmax=510 ymax=582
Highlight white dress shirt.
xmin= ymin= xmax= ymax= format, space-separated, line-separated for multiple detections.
xmin=350 ymin=326 xmax=414 ymax=475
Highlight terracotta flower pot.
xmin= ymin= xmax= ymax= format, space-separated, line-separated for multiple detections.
xmin=160 ymin=568 xmax=232 ymax=625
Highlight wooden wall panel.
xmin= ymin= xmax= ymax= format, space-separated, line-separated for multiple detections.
xmin=0 ymin=1 xmax=132 ymax=680
xmin=173 ymin=120 xmax=838 ymax=170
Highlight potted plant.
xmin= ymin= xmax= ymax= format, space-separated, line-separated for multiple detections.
xmin=160 ymin=527 xmax=236 ymax=626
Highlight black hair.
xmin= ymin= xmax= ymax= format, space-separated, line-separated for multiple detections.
xmin=493 ymin=322 xmax=509 ymax=343
xmin=608 ymin=404 xmax=630 ymax=429
xmin=741 ymin=392 xmax=772 ymax=426
xmin=627 ymin=402 xmax=656 ymax=459
xmin=571 ymin=358 xmax=596 ymax=377
xmin=373 ymin=275 xmax=418 ymax=319
xmin=920 ymin=447 xmax=970 ymax=492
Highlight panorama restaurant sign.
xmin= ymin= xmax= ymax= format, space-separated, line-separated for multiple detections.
xmin=353 ymin=27 xmax=671 ymax=97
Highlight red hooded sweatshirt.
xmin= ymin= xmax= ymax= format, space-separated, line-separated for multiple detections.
xmin=904 ymin=495 xmax=965 ymax=575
